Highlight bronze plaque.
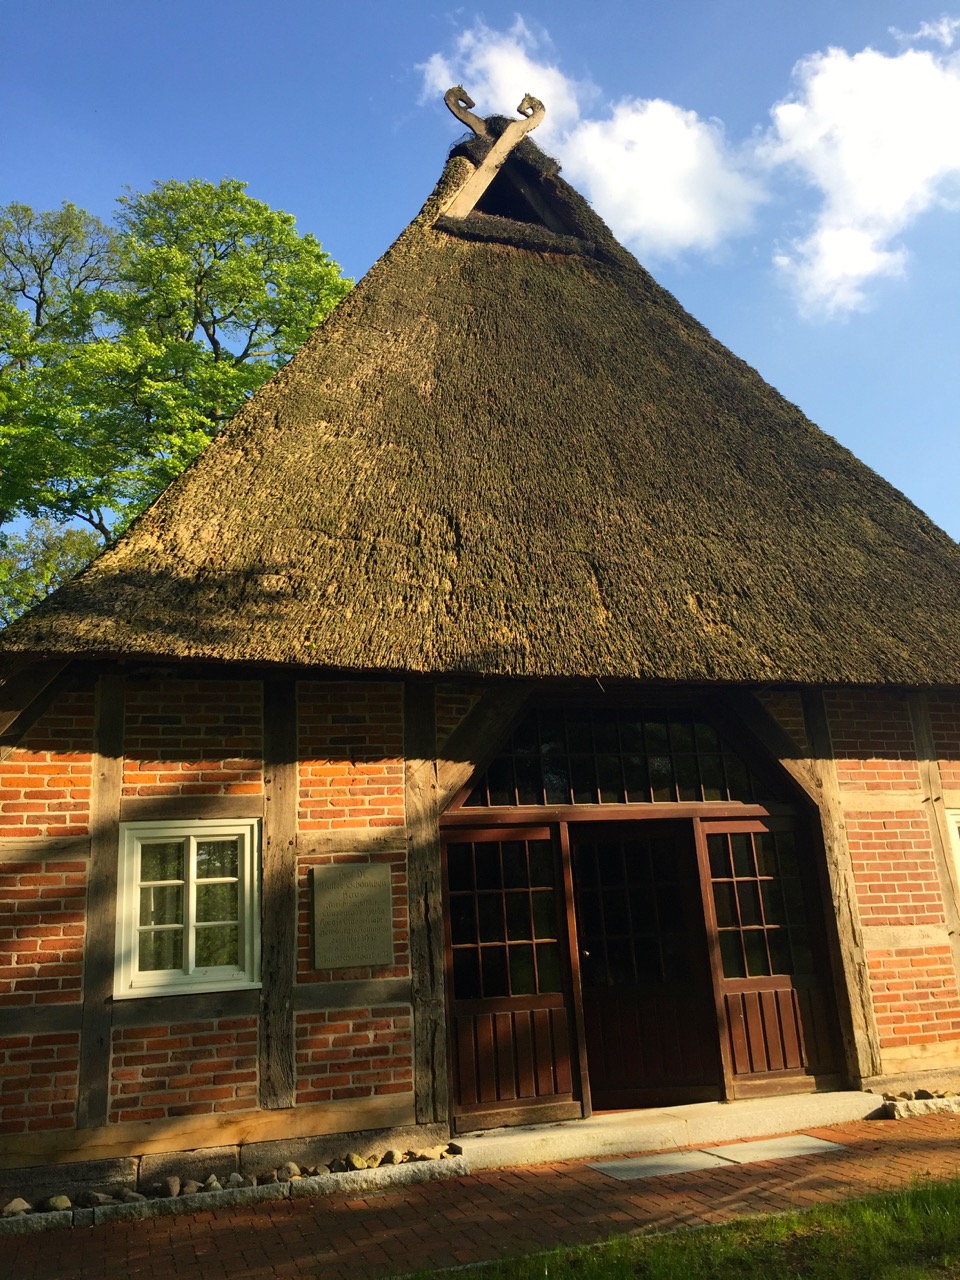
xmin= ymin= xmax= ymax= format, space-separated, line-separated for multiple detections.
xmin=311 ymin=864 xmax=394 ymax=969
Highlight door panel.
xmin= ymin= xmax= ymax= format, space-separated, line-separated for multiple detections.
xmin=698 ymin=819 xmax=842 ymax=1092
xmin=571 ymin=822 xmax=722 ymax=1107
xmin=443 ymin=827 xmax=579 ymax=1123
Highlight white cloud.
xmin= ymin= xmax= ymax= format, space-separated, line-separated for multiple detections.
xmin=418 ymin=19 xmax=763 ymax=258
xmin=418 ymin=18 xmax=586 ymax=140
xmin=762 ymin=44 xmax=960 ymax=314
xmin=562 ymin=101 xmax=761 ymax=256
xmin=418 ymin=16 xmax=960 ymax=316
xmin=890 ymin=16 xmax=960 ymax=47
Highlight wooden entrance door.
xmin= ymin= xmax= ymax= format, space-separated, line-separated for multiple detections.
xmin=697 ymin=819 xmax=842 ymax=1095
xmin=570 ymin=822 xmax=722 ymax=1108
xmin=443 ymin=826 xmax=581 ymax=1130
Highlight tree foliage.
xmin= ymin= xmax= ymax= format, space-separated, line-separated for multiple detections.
xmin=0 ymin=518 xmax=101 ymax=627
xmin=0 ymin=180 xmax=350 ymax=571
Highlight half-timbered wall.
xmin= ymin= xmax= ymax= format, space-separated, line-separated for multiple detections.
xmin=5 ymin=671 xmax=960 ymax=1172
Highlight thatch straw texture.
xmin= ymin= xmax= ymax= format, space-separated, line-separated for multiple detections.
xmin=6 ymin=127 xmax=960 ymax=684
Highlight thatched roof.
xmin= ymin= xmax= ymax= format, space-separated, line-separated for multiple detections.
xmin=6 ymin=117 xmax=960 ymax=684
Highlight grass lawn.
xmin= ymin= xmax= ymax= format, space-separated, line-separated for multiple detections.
xmin=437 ymin=1178 xmax=960 ymax=1280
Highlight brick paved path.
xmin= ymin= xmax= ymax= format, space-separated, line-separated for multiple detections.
xmin=10 ymin=1115 xmax=960 ymax=1280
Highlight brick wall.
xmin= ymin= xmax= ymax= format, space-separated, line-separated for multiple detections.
xmin=0 ymin=1031 xmax=79 ymax=1135
xmin=929 ymin=694 xmax=960 ymax=791
xmin=0 ymin=856 xmax=86 ymax=1005
xmin=757 ymin=691 xmax=808 ymax=753
xmin=295 ymin=1006 xmax=413 ymax=1104
xmin=108 ymin=1018 xmax=258 ymax=1123
xmin=826 ymin=692 xmax=921 ymax=791
xmin=122 ymin=679 xmax=263 ymax=798
xmin=869 ymin=946 xmax=960 ymax=1051
xmin=436 ymin=684 xmax=483 ymax=750
xmin=0 ymin=689 xmax=94 ymax=839
xmin=297 ymin=682 xmax=404 ymax=831
xmin=847 ymin=812 xmax=944 ymax=927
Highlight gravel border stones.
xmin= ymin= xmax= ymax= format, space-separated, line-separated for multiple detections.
xmin=0 ymin=1146 xmax=469 ymax=1234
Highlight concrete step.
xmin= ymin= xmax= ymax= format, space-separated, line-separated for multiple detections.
xmin=458 ymin=1091 xmax=884 ymax=1171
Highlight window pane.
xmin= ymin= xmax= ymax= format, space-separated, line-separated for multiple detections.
xmin=531 ymin=891 xmax=556 ymax=939
xmin=196 ymin=882 xmax=239 ymax=924
xmin=708 ymin=835 xmax=730 ymax=879
xmin=139 ymin=928 xmax=183 ymax=972
xmin=453 ymin=949 xmax=481 ymax=999
xmin=509 ymin=944 xmax=536 ymax=995
xmin=476 ymin=894 xmax=504 ymax=943
xmin=505 ymin=893 xmax=531 ymax=940
xmin=743 ymin=929 xmax=770 ymax=976
xmin=140 ymin=885 xmax=182 ymax=927
xmin=648 ymin=753 xmax=674 ymax=801
xmin=737 ymin=880 xmax=763 ymax=927
xmin=536 ymin=942 xmax=562 ymax=992
xmin=480 ymin=947 xmax=509 ymax=997
xmin=196 ymin=838 xmax=239 ymax=880
xmin=673 ymin=753 xmax=699 ymax=801
xmin=731 ymin=833 xmax=754 ymax=877
xmin=700 ymin=754 xmax=724 ymax=801
xmin=570 ymin=754 xmax=597 ymax=804
xmin=140 ymin=841 xmax=184 ymax=882
xmin=543 ymin=757 xmax=571 ymax=804
xmin=528 ymin=841 xmax=554 ymax=887
xmin=474 ymin=844 xmax=501 ymax=891
xmin=768 ymin=929 xmax=792 ymax=975
xmin=755 ymin=832 xmax=778 ymax=877
xmin=719 ymin=931 xmax=745 ymax=978
xmin=450 ymin=896 xmax=476 ymax=945
xmin=514 ymin=758 xmax=541 ymax=805
xmin=486 ymin=759 xmax=514 ymax=807
xmin=761 ymin=879 xmax=787 ymax=926
xmin=195 ymin=924 xmax=239 ymax=967
xmin=501 ymin=842 xmax=528 ymax=889
xmin=446 ymin=844 xmax=473 ymax=892
xmin=596 ymin=754 xmax=623 ymax=804
xmin=622 ymin=754 xmax=649 ymax=801
xmin=712 ymin=881 xmax=737 ymax=929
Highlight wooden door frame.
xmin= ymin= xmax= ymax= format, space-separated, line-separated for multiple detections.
xmin=440 ymin=823 xmax=586 ymax=1130
xmin=441 ymin=803 xmax=847 ymax=1118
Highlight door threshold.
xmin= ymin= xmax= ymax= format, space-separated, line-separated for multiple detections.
xmin=456 ymin=1089 xmax=884 ymax=1171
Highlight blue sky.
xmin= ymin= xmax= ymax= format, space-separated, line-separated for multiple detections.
xmin=3 ymin=1 xmax=959 ymax=536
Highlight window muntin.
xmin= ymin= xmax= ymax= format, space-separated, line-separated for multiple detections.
xmin=115 ymin=820 xmax=260 ymax=998
xmin=707 ymin=829 xmax=813 ymax=979
xmin=464 ymin=708 xmax=784 ymax=808
xmin=447 ymin=837 xmax=563 ymax=1000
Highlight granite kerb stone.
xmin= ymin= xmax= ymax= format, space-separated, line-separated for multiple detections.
xmin=288 ymin=1154 xmax=469 ymax=1197
xmin=0 ymin=1152 xmax=471 ymax=1234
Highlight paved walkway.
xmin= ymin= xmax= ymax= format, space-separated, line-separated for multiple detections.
xmin=10 ymin=1114 xmax=960 ymax=1280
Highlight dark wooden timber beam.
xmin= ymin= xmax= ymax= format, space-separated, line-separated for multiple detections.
xmin=0 ymin=658 xmax=71 ymax=762
xmin=259 ymin=677 xmax=298 ymax=1110
xmin=76 ymin=672 xmax=124 ymax=1128
xmin=404 ymin=682 xmax=449 ymax=1127
xmin=436 ymin=683 xmax=532 ymax=813
xmin=720 ymin=690 xmax=881 ymax=1082
xmin=907 ymin=693 xmax=960 ymax=997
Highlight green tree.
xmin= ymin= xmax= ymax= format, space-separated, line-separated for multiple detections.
xmin=0 ymin=180 xmax=350 ymax=612
xmin=0 ymin=518 xmax=102 ymax=627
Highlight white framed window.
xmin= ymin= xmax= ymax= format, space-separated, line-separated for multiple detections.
xmin=114 ymin=819 xmax=261 ymax=999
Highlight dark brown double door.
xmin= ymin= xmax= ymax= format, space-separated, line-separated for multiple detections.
xmin=443 ymin=816 xmax=842 ymax=1127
